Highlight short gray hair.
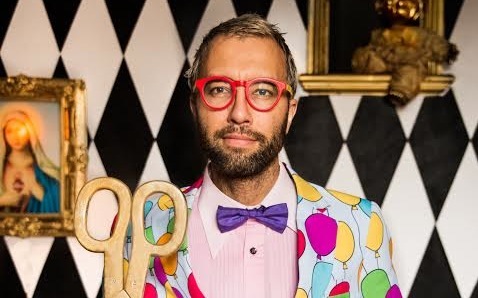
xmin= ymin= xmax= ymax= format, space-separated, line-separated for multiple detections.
xmin=185 ymin=14 xmax=297 ymax=97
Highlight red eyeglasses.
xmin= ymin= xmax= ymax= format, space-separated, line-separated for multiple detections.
xmin=195 ymin=76 xmax=294 ymax=112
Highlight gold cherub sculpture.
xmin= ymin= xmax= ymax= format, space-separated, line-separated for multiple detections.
xmin=352 ymin=0 xmax=458 ymax=105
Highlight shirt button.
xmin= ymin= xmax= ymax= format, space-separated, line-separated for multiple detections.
xmin=250 ymin=247 xmax=257 ymax=255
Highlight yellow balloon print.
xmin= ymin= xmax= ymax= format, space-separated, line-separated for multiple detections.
xmin=165 ymin=281 xmax=176 ymax=298
xmin=123 ymin=259 xmax=129 ymax=284
xmin=293 ymin=174 xmax=322 ymax=202
xmin=157 ymin=233 xmax=178 ymax=275
xmin=335 ymin=221 xmax=355 ymax=269
xmin=366 ymin=212 xmax=383 ymax=257
xmin=158 ymin=194 xmax=174 ymax=210
xmin=328 ymin=190 xmax=360 ymax=209
xmin=295 ymin=288 xmax=308 ymax=298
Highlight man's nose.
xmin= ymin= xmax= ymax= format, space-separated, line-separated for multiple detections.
xmin=227 ymin=87 xmax=252 ymax=125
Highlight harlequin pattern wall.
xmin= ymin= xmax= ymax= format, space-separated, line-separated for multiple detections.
xmin=0 ymin=0 xmax=477 ymax=297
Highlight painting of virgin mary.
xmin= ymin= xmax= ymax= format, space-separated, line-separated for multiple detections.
xmin=0 ymin=110 xmax=60 ymax=213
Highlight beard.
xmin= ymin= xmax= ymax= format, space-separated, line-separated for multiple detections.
xmin=197 ymin=116 xmax=288 ymax=179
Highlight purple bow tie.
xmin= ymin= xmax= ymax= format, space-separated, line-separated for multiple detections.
xmin=216 ymin=203 xmax=288 ymax=234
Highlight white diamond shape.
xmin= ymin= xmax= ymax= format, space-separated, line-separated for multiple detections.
xmin=69 ymin=143 xmax=117 ymax=297
xmin=86 ymin=142 xmax=118 ymax=240
xmin=61 ymin=0 xmax=122 ymax=136
xmin=187 ymin=0 xmax=236 ymax=65
xmin=326 ymin=144 xmax=365 ymax=197
xmin=125 ymin=0 xmax=185 ymax=136
xmin=396 ymin=95 xmax=424 ymax=139
xmin=67 ymin=237 xmax=104 ymax=298
xmin=4 ymin=237 xmax=54 ymax=298
xmin=139 ymin=143 xmax=170 ymax=184
xmin=329 ymin=95 xmax=361 ymax=139
xmin=449 ymin=0 xmax=478 ymax=136
xmin=267 ymin=0 xmax=308 ymax=99
xmin=437 ymin=144 xmax=478 ymax=298
xmin=381 ymin=144 xmax=435 ymax=297
xmin=0 ymin=0 xmax=59 ymax=77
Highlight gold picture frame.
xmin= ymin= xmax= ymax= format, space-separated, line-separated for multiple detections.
xmin=299 ymin=0 xmax=454 ymax=95
xmin=0 ymin=74 xmax=87 ymax=237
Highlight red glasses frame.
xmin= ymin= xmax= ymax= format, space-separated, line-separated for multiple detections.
xmin=195 ymin=76 xmax=293 ymax=112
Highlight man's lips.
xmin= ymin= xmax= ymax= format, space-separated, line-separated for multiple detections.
xmin=222 ymin=133 xmax=256 ymax=147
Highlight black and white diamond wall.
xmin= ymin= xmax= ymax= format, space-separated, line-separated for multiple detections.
xmin=1 ymin=0 xmax=477 ymax=297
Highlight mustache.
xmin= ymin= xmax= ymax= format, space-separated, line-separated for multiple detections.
xmin=214 ymin=125 xmax=266 ymax=142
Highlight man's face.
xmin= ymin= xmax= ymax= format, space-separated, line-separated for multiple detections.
xmin=191 ymin=36 xmax=297 ymax=178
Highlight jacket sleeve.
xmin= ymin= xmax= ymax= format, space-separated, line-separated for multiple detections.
xmin=359 ymin=201 xmax=402 ymax=297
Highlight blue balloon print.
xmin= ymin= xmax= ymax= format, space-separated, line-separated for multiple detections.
xmin=358 ymin=199 xmax=372 ymax=217
xmin=144 ymin=200 xmax=153 ymax=217
xmin=311 ymin=261 xmax=333 ymax=298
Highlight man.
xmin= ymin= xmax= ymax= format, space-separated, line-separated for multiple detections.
xmin=125 ymin=14 xmax=401 ymax=298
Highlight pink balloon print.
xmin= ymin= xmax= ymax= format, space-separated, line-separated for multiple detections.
xmin=297 ymin=229 xmax=306 ymax=258
xmin=305 ymin=212 xmax=338 ymax=258
xmin=386 ymin=284 xmax=402 ymax=298
xmin=188 ymin=273 xmax=205 ymax=298
xmin=143 ymin=283 xmax=157 ymax=298
xmin=329 ymin=281 xmax=350 ymax=296
xmin=153 ymin=257 xmax=168 ymax=285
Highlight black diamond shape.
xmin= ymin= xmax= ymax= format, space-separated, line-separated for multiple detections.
xmin=95 ymin=61 xmax=153 ymax=191
xmin=0 ymin=237 xmax=25 ymax=297
xmin=52 ymin=57 xmax=68 ymax=78
xmin=232 ymin=0 xmax=273 ymax=18
xmin=167 ymin=0 xmax=208 ymax=53
xmin=445 ymin=0 xmax=465 ymax=39
xmin=0 ymin=1 xmax=18 ymax=48
xmin=96 ymin=281 xmax=104 ymax=298
xmin=295 ymin=0 xmax=308 ymax=29
xmin=0 ymin=58 xmax=6 ymax=77
xmin=285 ymin=95 xmax=343 ymax=186
xmin=471 ymin=281 xmax=478 ymax=298
xmin=410 ymin=91 xmax=468 ymax=218
xmin=158 ymin=62 xmax=207 ymax=187
xmin=347 ymin=96 xmax=405 ymax=205
xmin=473 ymin=126 xmax=478 ymax=160
xmin=105 ymin=0 xmax=146 ymax=52
xmin=43 ymin=0 xmax=81 ymax=50
xmin=408 ymin=229 xmax=460 ymax=298
xmin=33 ymin=238 xmax=87 ymax=298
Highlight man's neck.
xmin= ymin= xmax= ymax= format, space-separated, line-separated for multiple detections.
xmin=209 ymin=159 xmax=281 ymax=206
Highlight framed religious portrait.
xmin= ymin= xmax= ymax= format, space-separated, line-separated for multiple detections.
xmin=299 ymin=0 xmax=454 ymax=96
xmin=0 ymin=75 xmax=87 ymax=237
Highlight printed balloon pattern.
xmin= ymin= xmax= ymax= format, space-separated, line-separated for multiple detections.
xmin=305 ymin=212 xmax=337 ymax=258
xmin=335 ymin=222 xmax=355 ymax=269
xmin=311 ymin=262 xmax=333 ymax=298
xmin=122 ymin=172 xmax=402 ymax=297
xmin=293 ymin=174 xmax=322 ymax=202
xmin=366 ymin=212 xmax=384 ymax=257
xmin=329 ymin=190 xmax=360 ymax=209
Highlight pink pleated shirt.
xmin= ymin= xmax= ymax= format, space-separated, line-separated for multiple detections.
xmin=188 ymin=163 xmax=298 ymax=298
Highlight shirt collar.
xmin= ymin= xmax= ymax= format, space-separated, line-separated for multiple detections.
xmin=198 ymin=162 xmax=297 ymax=259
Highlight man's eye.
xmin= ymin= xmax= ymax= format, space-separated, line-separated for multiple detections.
xmin=255 ymin=89 xmax=272 ymax=96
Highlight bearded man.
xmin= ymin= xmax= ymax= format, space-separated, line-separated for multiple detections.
xmin=125 ymin=14 xmax=401 ymax=298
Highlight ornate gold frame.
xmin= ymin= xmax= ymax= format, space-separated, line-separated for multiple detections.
xmin=299 ymin=0 xmax=454 ymax=95
xmin=0 ymin=74 xmax=87 ymax=237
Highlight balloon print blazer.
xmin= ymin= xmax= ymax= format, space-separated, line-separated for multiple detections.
xmin=123 ymin=167 xmax=402 ymax=298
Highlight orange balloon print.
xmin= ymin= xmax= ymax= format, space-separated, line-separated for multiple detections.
xmin=335 ymin=221 xmax=355 ymax=269
xmin=329 ymin=190 xmax=360 ymax=209
xmin=158 ymin=194 xmax=173 ymax=210
xmin=293 ymin=174 xmax=322 ymax=202
xmin=157 ymin=233 xmax=178 ymax=275
xmin=295 ymin=288 xmax=308 ymax=298
xmin=366 ymin=212 xmax=384 ymax=257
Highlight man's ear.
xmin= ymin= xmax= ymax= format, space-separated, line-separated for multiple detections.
xmin=286 ymin=98 xmax=298 ymax=133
